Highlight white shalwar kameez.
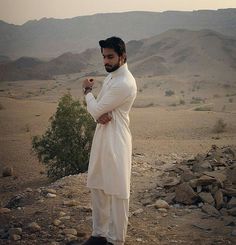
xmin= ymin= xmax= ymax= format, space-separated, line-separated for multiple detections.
xmin=85 ymin=63 xmax=137 ymax=245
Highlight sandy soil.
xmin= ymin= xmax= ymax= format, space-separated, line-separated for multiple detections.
xmin=0 ymin=75 xmax=236 ymax=244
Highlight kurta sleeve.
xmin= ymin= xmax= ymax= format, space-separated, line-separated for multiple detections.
xmin=85 ymin=82 xmax=130 ymax=120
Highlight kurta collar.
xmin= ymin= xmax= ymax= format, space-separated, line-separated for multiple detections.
xmin=110 ymin=63 xmax=128 ymax=78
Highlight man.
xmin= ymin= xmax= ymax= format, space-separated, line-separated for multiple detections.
xmin=82 ymin=36 xmax=137 ymax=245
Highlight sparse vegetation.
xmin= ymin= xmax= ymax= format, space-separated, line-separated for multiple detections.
xmin=194 ymin=106 xmax=212 ymax=111
xmin=226 ymin=93 xmax=236 ymax=97
xmin=229 ymin=98 xmax=233 ymax=103
xmin=190 ymin=96 xmax=205 ymax=104
xmin=212 ymin=118 xmax=227 ymax=133
xmin=32 ymin=93 xmax=96 ymax=180
xmin=165 ymin=89 xmax=175 ymax=96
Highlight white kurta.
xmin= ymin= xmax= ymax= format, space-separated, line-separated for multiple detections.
xmin=85 ymin=63 xmax=137 ymax=199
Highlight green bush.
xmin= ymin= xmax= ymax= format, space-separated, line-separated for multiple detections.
xmin=32 ymin=93 xmax=96 ymax=180
xmin=165 ymin=89 xmax=175 ymax=96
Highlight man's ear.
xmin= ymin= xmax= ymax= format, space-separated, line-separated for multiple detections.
xmin=120 ymin=53 xmax=127 ymax=64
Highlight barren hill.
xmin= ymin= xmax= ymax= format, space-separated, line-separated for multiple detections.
xmin=128 ymin=29 xmax=236 ymax=81
xmin=0 ymin=9 xmax=236 ymax=58
xmin=1 ymin=29 xmax=236 ymax=82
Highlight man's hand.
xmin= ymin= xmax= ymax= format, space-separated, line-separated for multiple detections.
xmin=82 ymin=78 xmax=94 ymax=89
xmin=97 ymin=112 xmax=112 ymax=125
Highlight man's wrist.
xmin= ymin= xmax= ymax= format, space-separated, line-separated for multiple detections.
xmin=83 ymin=86 xmax=92 ymax=95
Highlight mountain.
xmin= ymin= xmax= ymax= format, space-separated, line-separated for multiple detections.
xmin=0 ymin=52 xmax=93 ymax=81
xmin=1 ymin=29 xmax=236 ymax=82
xmin=0 ymin=9 xmax=236 ymax=58
xmin=127 ymin=29 xmax=236 ymax=80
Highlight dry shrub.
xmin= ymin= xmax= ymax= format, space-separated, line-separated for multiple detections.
xmin=213 ymin=119 xmax=227 ymax=133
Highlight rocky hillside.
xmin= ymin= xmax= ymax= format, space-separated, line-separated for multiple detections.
xmin=0 ymin=9 xmax=236 ymax=58
xmin=0 ymin=145 xmax=236 ymax=244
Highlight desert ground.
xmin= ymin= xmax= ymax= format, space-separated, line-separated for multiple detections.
xmin=0 ymin=73 xmax=236 ymax=244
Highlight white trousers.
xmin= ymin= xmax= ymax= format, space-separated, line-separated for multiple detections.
xmin=91 ymin=189 xmax=129 ymax=245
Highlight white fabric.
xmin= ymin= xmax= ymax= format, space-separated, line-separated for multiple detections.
xmin=85 ymin=63 xmax=137 ymax=199
xmin=91 ymin=188 xmax=129 ymax=245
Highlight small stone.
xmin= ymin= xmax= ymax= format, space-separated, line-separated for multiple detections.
xmin=199 ymin=192 xmax=215 ymax=205
xmin=59 ymin=216 xmax=71 ymax=220
xmin=63 ymin=228 xmax=77 ymax=236
xmin=59 ymin=211 xmax=66 ymax=216
xmin=63 ymin=200 xmax=80 ymax=207
xmin=132 ymin=208 xmax=144 ymax=216
xmin=0 ymin=208 xmax=11 ymax=214
xmin=46 ymin=193 xmax=57 ymax=198
xmin=27 ymin=222 xmax=41 ymax=232
xmin=65 ymin=234 xmax=78 ymax=242
xmin=46 ymin=188 xmax=57 ymax=194
xmin=10 ymin=234 xmax=21 ymax=241
xmin=25 ymin=188 xmax=33 ymax=192
xmin=198 ymin=202 xmax=204 ymax=208
xmin=158 ymin=208 xmax=168 ymax=213
xmin=155 ymin=199 xmax=170 ymax=209
xmin=197 ymin=186 xmax=202 ymax=193
xmin=214 ymin=189 xmax=224 ymax=210
xmin=53 ymin=219 xmax=61 ymax=226
xmin=2 ymin=167 xmax=13 ymax=177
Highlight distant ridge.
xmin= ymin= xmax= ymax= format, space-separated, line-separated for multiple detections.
xmin=0 ymin=29 xmax=236 ymax=82
xmin=0 ymin=9 xmax=236 ymax=58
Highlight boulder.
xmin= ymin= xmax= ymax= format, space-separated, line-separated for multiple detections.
xmin=198 ymin=192 xmax=215 ymax=205
xmin=175 ymin=183 xmax=198 ymax=205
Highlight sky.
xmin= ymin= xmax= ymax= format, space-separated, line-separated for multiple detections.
xmin=0 ymin=0 xmax=236 ymax=25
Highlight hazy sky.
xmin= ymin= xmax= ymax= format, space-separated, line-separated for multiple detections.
xmin=1 ymin=0 xmax=236 ymax=25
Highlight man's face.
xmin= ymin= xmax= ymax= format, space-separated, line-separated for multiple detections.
xmin=102 ymin=48 xmax=124 ymax=73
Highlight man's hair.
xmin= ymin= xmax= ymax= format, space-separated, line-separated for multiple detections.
xmin=99 ymin=36 xmax=126 ymax=61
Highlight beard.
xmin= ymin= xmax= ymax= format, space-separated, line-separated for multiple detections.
xmin=104 ymin=63 xmax=120 ymax=73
